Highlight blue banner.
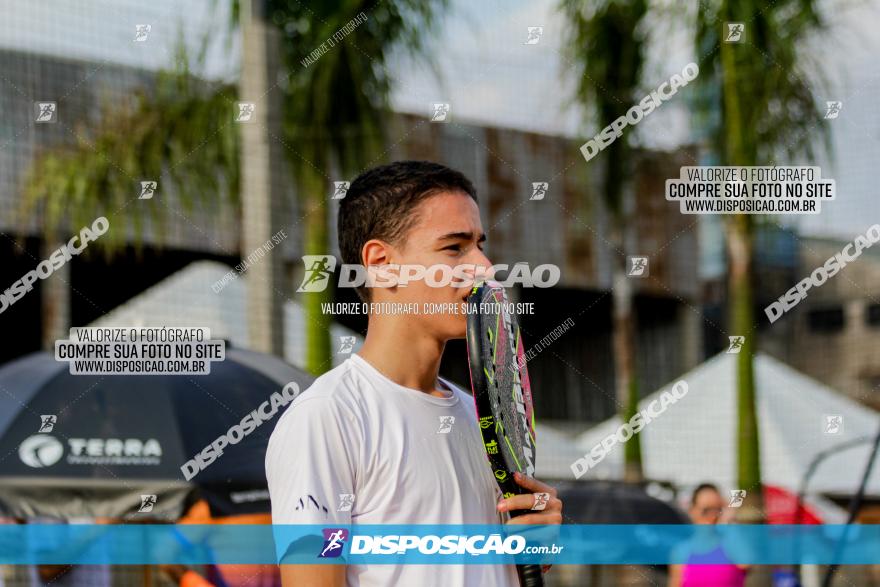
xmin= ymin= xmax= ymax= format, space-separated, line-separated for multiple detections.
xmin=0 ymin=524 xmax=876 ymax=565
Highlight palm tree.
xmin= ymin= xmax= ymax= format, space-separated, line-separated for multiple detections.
xmin=21 ymin=0 xmax=445 ymax=374
xmin=266 ymin=0 xmax=445 ymax=373
xmin=693 ymin=0 xmax=830 ymax=522
xmin=560 ymin=0 xmax=649 ymax=483
xmin=22 ymin=44 xmax=240 ymax=252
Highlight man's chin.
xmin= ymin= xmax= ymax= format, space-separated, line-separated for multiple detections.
xmin=444 ymin=314 xmax=468 ymax=340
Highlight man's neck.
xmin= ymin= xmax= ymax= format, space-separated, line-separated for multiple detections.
xmin=357 ymin=314 xmax=447 ymax=396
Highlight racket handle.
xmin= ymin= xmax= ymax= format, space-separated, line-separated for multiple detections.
xmin=516 ymin=563 xmax=544 ymax=587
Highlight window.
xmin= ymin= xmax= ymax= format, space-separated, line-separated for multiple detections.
xmin=866 ymin=303 xmax=880 ymax=327
xmin=807 ymin=306 xmax=845 ymax=334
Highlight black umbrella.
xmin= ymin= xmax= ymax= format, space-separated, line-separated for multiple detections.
xmin=555 ymin=480 xmax=688 ymax=524
xmin=0 ymin=347 xmax=313 ymax=520
xmin=555 ymin=480 xmax=687 ymax=570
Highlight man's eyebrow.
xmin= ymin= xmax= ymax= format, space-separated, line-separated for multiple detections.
xmin=437 ymin=231 xmax=487 ymax=243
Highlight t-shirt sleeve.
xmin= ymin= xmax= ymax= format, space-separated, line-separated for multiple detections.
xmin=265 ymin=395 xmax=358 ymax=561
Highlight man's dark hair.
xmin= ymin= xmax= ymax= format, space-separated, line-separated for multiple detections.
xmin=338 ymin=160 xmax=477 ymax=302
xmin=691 ymin=483 xmax=720 ymax=506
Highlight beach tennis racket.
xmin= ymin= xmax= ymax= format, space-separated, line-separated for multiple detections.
xmin=466 ymin=280 xmax=543 ymax=587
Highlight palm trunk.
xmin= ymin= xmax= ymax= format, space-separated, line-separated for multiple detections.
xmin=303 ymin=169 xmax=332 ymax=375
xmin=727 ymin=215 xmax=762 ymax=518
xmin=610 ymin=181 xmax=643 ymax=482
xmin=613 ymin=260 xmax=643 ymax=483
xmin=721 ymin=9 xmax=764 ymax=522
xmin=41 ymin=238 xmax=70 ymax=350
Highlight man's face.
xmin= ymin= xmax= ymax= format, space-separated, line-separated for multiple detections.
xmin=690 ymin=488 xmax=725 ymax=525
xmin=369 ymin=190 xmax=492 ymax=340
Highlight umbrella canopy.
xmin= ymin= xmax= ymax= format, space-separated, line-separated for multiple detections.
xmin=0 ymin=347 xmax=313 ymax=520
xmin=575 ymin=352 xmax=880 ymax=497
xmin=555 ymin=480 xmax=688 ymax=524
xmin=764 ymin=484 xmax=822 ymax=524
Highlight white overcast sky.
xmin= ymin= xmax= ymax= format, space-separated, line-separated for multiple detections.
xmin=1 ymin=0 xmax=877 ymax=239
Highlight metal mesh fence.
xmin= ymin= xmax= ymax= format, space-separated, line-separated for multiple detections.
xmin=2 ymin=1 xmax=880 ymax=586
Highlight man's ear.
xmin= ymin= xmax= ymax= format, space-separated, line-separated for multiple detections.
xmin=362 ymin=239 xmax=391 ymax=266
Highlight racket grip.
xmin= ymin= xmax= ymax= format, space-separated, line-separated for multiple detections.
xmin=516 ymin=563 xmax=544 ymax=587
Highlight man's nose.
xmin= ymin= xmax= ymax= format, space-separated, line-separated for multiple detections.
xmin=470 ymin=249 xmax=494 ymax=281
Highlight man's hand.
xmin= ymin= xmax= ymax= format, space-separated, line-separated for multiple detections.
xmin=499 ymin=472 xmax=562 ymax=574
xmin=497 ymin=472 xmax=563 ymax=525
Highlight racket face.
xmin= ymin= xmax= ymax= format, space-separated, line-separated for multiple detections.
xmin=466 ymin=281 xmax=536 ymax=497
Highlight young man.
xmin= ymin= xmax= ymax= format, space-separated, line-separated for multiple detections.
xmin=266 ymin=161 xmax=563 ymax=586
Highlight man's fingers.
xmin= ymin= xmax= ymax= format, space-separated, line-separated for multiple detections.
xmin=505 ymin=512 xmax=563 ymax=525
xmin=498 ymin=494 xmax=561 ymax=513
xmin=513 ymin=472 xmax=558 ymax=497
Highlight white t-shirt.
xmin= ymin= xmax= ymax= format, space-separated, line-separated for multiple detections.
xmin=266 ymin=353 xmax=518 ymax=587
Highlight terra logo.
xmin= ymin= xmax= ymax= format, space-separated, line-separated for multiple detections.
xmin=19 ymin=434 xmax=64 ymax=468
xmin=319 ymin=528 xmax=349 ymax=558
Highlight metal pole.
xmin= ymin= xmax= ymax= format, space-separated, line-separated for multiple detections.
xmin=821 ymin=424 xmax=880 ymax=587
xmin=794 ymin=437 xmax=871 ymax=584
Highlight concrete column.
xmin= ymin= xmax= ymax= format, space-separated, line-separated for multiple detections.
xmin=239 ymin=0 xmax=286 ymax=356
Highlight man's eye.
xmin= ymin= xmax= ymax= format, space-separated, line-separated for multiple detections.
xmin=444 ymin=245 xmax=462 ymax=252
